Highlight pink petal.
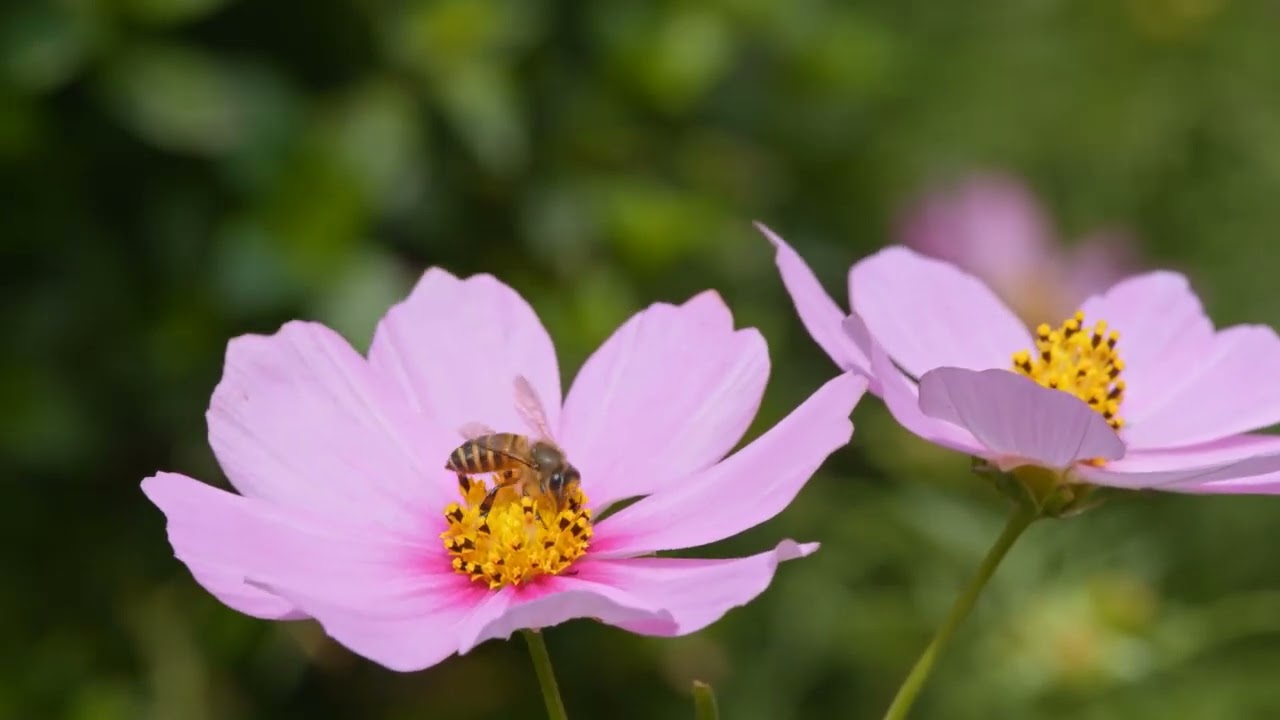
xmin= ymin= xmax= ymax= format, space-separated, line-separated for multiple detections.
xmin=1076 ymin=433 xmax=1280 ymax=491
xmin=1078 ymin=272 xmax=1213 ymax=428
xmin=296 ymin=596 xmax=482 ymax=672
xmin=143 ymin=472 xmax=463 ymax=621
xmin=1178 ymin=474 xmax=1280 ymax=495
xmin=457 ymin=580 xmax=676 ymax=653
xmin=850 ymin=246 xmax=1031 ymax=379
xmin=1120 ymin=325 xmax=1280 ymax=448
xmin=896 ymin=173 xmax=1054 ymax=303
xmin=368 ymin=268 xmax=562 ymax=438
xmin=571 ymin=539 xmax=817 ymax=636
xmin=757 ymin=222 xmax=872 ymax=375
xmin=918 ymin=368 xmax=1125 ymax=470
xmin=560 ymin=291 xmax=769 ymax=510
xmin=187 ymin=564 xmax=306 ymax=620
xmin=261 ymin=576 xmax=491 ymax=672
xmin=208 ymin=321 xmax=453 ymax=531
xmin=859 ymin=316 xmax=986 ymax=456
xmin=146 ymin=472 xmax=486 ymax=671
xmin=590 ymin=374 xmax=865 ymax=557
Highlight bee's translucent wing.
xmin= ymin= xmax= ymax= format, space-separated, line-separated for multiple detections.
xmin=513 ymin=374 xmax=557 ymax=444
xmin=458 ymin=421 xmax=497 ymax=440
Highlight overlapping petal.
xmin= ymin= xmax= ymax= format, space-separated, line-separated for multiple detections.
xmin=560 ymin=291 xmax=769 ymax=509
xmin=208 ymin=321 xmax=453 ymax=531
xmin=854 ymin=317 xmax=984 ymax=456
xmin=590 ymin=373 xmax=864 ymax=557
xmin=369 ymin=268 xmax=562 ymax=436
xmin=850 ymin=246 xmax=1030 ymax=379
xmin=918 ymin=368 xmax=1125 ymax=470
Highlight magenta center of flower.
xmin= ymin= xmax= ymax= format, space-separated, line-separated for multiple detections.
xmin=1012 ymin=310 xmax=1127 ymax=430
xmin=440 ymin=476 xmax=593 ymax=590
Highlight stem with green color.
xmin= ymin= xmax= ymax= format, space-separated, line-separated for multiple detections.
xmin=881 ymin=503 xmax=1038 ymax=720
xmin=692 ymin=680 xmax=719 ymax=720
xmin=522 ymin=629 xmax=568 ymax=720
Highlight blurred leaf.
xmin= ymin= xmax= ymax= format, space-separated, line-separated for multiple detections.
xmin=100 ymin=45 xmax=286 ymax=156
xmin=312 ymin=249 xmax=415 ymax=350
xmin=387 ymin=0 xmax=541 ymax=173
xmin=611 ymin=6 xmax=736 ymax=113
xmin=325 ymin=79 xmax=428 ymax=213
xmin=1 ymin=0 xmax=98 ymax=92
xmin=118 ymin=0 xmax=233 ymax=26
xmin=602 ymin=178 xmax=721 ymax=270
xmin=433 ymin=61 xmax=526 ymax=174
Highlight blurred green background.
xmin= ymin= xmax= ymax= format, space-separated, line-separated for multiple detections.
xmin=6 ymin=0 xmax=1280 ymax=718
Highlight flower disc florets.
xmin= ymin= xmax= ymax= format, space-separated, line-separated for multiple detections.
xmin=441 ymin=476 xmax=593 ymax=590
xmin=1012 ymin=311 xmax=1126 ymax=430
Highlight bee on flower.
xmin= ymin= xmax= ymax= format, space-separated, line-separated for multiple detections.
xmin=143 ymin=268 xmax=865 ymax=672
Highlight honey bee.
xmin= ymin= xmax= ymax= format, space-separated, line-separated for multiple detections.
xmin=445 ymin=375 xmax=581 ymax=516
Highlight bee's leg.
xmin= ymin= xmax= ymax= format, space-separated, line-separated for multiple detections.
xmin=478 ymin=486 xmax=501 ymax=516
xmin=478 ymin=469 xmax=520 ymax=517
xmin=455 ymin=472 xmax=474 ymax=494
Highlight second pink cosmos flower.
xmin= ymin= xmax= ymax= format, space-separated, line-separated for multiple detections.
xmin=763 ymin=223 xmax=1280 ymax=495
xmin=144 ymin=268 xmax=865 ymax=671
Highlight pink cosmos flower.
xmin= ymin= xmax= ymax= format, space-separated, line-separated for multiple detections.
xmin=143 ymin=268 xmax=866 ymax=671
xmin=763 ymin=224 xmax=1280 ymax=496
xmin=899 ymin=172 xmax=1137 ymax=325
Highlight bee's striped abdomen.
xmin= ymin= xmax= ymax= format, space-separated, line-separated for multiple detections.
xmin=446 ymin=433 xmax=529 ymax=474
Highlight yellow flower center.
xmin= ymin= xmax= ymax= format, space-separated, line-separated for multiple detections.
xmin=440 ymin=475 xmax=593 ymax=590
xmin=1011 ymin=311 xmax=1126 ymax=430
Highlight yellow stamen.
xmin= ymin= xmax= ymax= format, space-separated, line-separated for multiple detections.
xmin=1011 ymin=310 xmax=1126 ymax=431
xmin=441 ymin=476 xmax=592 ymax=590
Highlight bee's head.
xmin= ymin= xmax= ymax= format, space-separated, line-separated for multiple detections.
xmin=547 ymin=465 xmax=581 ymax=498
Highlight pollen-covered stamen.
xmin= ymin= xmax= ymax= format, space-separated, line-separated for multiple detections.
xmin=1011 ymin=310 xmax=1126 ymax=430
xmin=441 ymin=475 xmax=592 ymax=590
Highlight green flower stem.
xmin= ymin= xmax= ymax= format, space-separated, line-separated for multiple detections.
xmin=522 ymin=630 xmax=568 ymax=720
xmin=692 ymin=680 xmax=719 ymax=720
xmin=881 ymin=503 xmax=1038 ymax=720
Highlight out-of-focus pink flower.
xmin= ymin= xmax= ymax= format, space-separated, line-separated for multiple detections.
xmin=763 ymin=225 xmax=1280 ymax=496
xmin=143 ymin=269 xmax=865 ymax=671
xmin=898 ymin=173 xmax=1137 ymax=324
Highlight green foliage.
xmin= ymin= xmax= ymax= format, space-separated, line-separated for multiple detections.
xmin=5 ymin=0 xmax=1280 ymax=718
